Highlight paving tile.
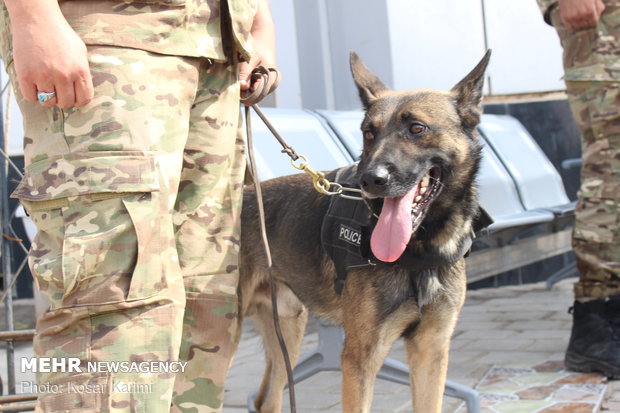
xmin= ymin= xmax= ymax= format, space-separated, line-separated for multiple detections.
xmin=469 ymin=362 xmax=606 ymax=413
xmin=443 ymin=398 xmax=465 ymax=413
xmin=457 ymin=311 xmax=502 ymax=322
xmin=533 ymin=360 xmax=565 ymax=372
xmin=483 ymin=302 xmax=562 ymax=313
xmin=546 ymin=311 xmax=573 ymax=321
xmin=447 ymin=349 xmax=487 ymax=364
xmin=505 ymin=320 xmax=568 ymax=330
xmin=449 ymin=337 xmax=475 ymax=351
xmin=457 ymin=329 xmax=519 ymax=341
xmin=516 ymin=385 xmax=558 ymax=400
xmin=371 ymin=389 xmax=412 ymax=412
xmin=447 ymin=364 xmax=492 ymax=385
xmin=459 ymin=304 xmax=494 ymax=313
xmin=509 ymin=329 xmax=570 ymax=340
xmin=600 ymin=382 xmax=620 ymax=412
xmin=474 ymin=352 xmax=554 ymax=366
xmin=522 ymin=339 xmax=567 ymax=353
xmin=453 ymin=321 xmax=510 ymax=332
xmin=5 ymin=279 xmax=618 ymax=413
xmin=460 ymin=338 xmax=534 ymax=351
xmin=601 ymin=400 xmax=620 ymax=411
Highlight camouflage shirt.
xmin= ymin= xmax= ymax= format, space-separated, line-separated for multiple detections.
xmin=536 ymin=0 xmax=620 ymax=81
xmin=0 ymin=0 xmax=257 ymax=66
xmin=536 ymin=0 xmax=620 ymax=24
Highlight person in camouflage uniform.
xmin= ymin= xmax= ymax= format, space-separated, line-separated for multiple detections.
xmin=538 ymin=0 xmax=620 ymax=378
xmin=0 ymin=0 xmax=275 ymax=411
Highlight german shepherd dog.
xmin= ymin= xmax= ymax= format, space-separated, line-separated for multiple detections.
xmin=238 ymin=50 xmax=491 ymax=413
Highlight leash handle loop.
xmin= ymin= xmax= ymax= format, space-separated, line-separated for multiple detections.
xmin=240 ymin=66 xmax=281 ymax=106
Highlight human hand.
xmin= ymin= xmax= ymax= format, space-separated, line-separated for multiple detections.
xmin=239 ymin=0 xmax=276 ymax=95
xmin=558 ymin=0 xmax=605 ymax=30
xmin=9 ymin=3 xmax=94 ymax=108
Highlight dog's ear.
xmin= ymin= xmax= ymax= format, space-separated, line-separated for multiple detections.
xmin=350 ymin=52 xmax=389 ymax=109
xmin=451 ymin=49 xmax=491 ymax=129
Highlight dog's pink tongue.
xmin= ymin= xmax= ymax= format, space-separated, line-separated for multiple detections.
xmin=370 ymin=187 xmax=417 ymax=262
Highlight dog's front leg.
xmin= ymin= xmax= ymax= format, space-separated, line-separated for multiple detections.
xmin=404 ymin=301 xmax=461 ymax=413
xmin=340 ymin=299 xmax=402 ymax=412
xmin=340 ymin=334 xmax=386 ymax=413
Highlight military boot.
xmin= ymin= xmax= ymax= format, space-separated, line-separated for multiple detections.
xmin=606 ymin=294 xmax=620 ymax=337
xmin=564 ymin=297 xmax=620 ymax=378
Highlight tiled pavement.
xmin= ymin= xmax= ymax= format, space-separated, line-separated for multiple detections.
xmin=2 ymin=278 xmax=619 ymax=412
xmin=223 ymin=278 xmax=620 ymax=412
xmin=459 ymin=361 xmax=608 ymax=413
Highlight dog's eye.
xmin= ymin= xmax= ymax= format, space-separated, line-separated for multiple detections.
xmin=409 ymin=122 xmax=427 ymax=135
xmin=363 ymin=131 xmax=374 ymax=140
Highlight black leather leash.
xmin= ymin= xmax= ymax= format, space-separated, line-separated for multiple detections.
xmin=241 ymin=66 xmax=368 ymax=412
xmin=241 ymin=66 xmax=298 ymax=413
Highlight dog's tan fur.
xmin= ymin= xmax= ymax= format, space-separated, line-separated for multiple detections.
xmin=238 ymin=51 xmax=491 ymax=413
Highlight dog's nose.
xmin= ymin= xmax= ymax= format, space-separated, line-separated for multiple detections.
xmin=361 ymin=167 xmax=389 ymax=192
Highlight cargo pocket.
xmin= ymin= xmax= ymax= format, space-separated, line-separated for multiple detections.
xmin=13 ymin=151 xmax=164 ymax=308
xmin=60 ymin=192 xmax=167 ymax=307
xmin=27 ymin=208 xmax=66 ymax=308
xmin=122 ymin=193 xmax=165 ymax=301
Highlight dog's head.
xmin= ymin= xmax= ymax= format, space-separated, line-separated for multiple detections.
xmin=351 ymin=51 xmax=491 ymax=263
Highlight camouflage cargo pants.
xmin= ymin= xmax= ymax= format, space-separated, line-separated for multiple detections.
xmin=565 ymin=81 xmax=620 ymax=300
xmin=9 ymin=45 xmax=245 ymax=412
xmin=552 ymin=5 xmax=620 ymax=300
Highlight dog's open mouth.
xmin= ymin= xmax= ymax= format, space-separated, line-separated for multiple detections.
xmin=370 ymin=167 xmax=442 ymax=262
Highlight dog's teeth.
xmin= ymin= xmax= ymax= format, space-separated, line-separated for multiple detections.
xmin=415 ymin=195 xmax=422 ymax=202
xmin=420 ymin=187 xmax=427 ymax=195
xmin=422 ymin=175 xmax=430 ymax=186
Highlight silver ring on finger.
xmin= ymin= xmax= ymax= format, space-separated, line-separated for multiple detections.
xmin=37 ymin=91 xmax=56 ymax=103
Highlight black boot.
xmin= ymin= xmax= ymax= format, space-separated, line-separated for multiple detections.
xmin=564 ymin=297 xmax=620 ymax=378
xmin=606 ymin=295 xmax=620 ymax=336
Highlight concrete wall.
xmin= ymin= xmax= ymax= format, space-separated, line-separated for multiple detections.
xmin=386 ymin=0 xmax=487 ymax=93
xmin=2 ymin=1 xmax=567 ymax=151
xmin=276 ymin=0 xmax=565 ymax=110
xmin=483 ymin=0 xmax=564 ymax=94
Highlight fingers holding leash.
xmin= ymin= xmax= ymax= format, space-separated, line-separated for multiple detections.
xmin=239 ymin=0 xmax=277 ymax=105
xmin=240 ymin=66 xmax=281 ymax=106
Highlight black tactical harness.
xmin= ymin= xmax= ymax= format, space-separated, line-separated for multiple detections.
xmin=320 ymin=165 xmax=376 ymax=294
xmin=321 ymin=164 xmax=493 ymax=295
